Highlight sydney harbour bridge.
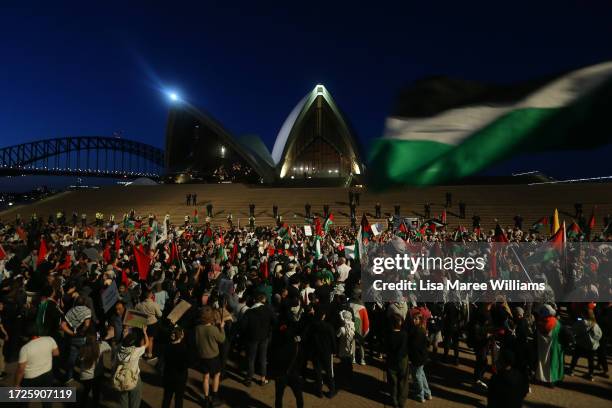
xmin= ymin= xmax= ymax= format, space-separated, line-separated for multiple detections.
xmin=0 ymin=136 xmax=164 ymax=179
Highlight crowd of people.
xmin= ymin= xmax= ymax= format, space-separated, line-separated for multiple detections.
xmin=0 ymin=198 xmax=610 ymax=408
xmin=210 ymin=163 xmax=256 ymax=183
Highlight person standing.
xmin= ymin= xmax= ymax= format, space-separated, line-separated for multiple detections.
xmin=385 ymin=314 xmax=409 ymax=408
xmin=535 ymin=305 xmax=564 ymax=387
xmin=514 ymin=214 xmax=524 ymax=230
xmin=305 ymin=203 xmax=311 ymax=219
xmin=195 ymin=307 xmax=225 ymax=407
xmin=487 ymin=349 xmax=529 ymax=408
xmin=568 ymin=309 xmax=602 ymax=380
xmin=135 ymin=289 xmax=162 ymax=359
xmin=162 ymin=327 xmax=190 ymax=408
xmin=270 ymin=307 xmax=304 ymax=408
xmin=445 ymin=192 xmax=452 ymax=208
xmin=375 ymin=202 xmax=381 ymax=218
xmin=459 ymin=201 xmax=466 ymax=219
xmin=15 ymin=326 xmax=60 ymax=408
xmin=442 ymin=302 xmax=460 ymax=365
xmin=408 ymin=312 xmax=432 ymax=403
xmin=323 ymin=204 xmax=329 ymax=219
xmin=273 ymin=204 xmax=278 ymax=220
xmin=472 ymin=214 xmax=481 ymax=230
xmin=309 ymin=309 xmax=336 ymax=398
xmin=186 ymin=193 xmax=191 ymax=206
xmin=192 ymin=193 xmax=197 ymax=206
xmin=336 ymin=310 xmax=355 ymax=390
xmin=207 ymin=203 xmax=214 ymax=218
xmin=113 ymin=328 xmax=149 ymax=408
xmin=79 ymin=330 xmax=111 ymax=407
xmin=350 ymin=289 xmax=370 ymax=366
xmin=0 ymin=301 xmax=8 ymax=379
xmin=241 ymin=293 xmax=274 ymax=386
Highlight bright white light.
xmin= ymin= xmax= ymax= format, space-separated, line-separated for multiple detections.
xmin=168 ymin=92 xmax=179 ymax=102
xmin=8 ymin=202 xmax=13 ymax=206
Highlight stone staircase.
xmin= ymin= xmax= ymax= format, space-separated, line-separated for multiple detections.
xmin=1 ymin=183 xmax=611 ymax=234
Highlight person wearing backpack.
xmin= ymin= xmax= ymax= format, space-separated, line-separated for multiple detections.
xmin=568 ymin=309 xmax=603 ymax=380
xmin=336 ymin=309 xmax=355 ymax=390
xmin=113 ymin=327 xmax=149 ymax=408
xmin=79 ymin=329 xmax=111 ymax=407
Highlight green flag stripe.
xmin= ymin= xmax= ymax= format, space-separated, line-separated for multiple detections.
xmin=370 ymin=76 xmax=612 ymax=186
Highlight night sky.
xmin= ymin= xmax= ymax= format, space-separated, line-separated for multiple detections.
xmin=1 ymin=1 xmax=612 ymax=180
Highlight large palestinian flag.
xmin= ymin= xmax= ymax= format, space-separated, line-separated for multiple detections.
xmin=370 ymin=62 xmax=612 ymax=187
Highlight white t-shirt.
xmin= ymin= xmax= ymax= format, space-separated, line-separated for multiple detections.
xmin=337 ymin=263 xmax=351 ymax=282
xmin=19 ymin=337 xmax=58 ymax=379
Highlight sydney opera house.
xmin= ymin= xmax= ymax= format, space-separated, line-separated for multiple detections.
xmin=164 ymin=85 xmax=364 ymax=185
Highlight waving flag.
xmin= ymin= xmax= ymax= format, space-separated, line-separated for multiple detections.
xmin=133 ymin=244 xmax=151 ymax=280
xmin=59 ymin=254 xmax=71 ymax=271
xmin=37 ymin=238 xmax=48 ymax=266
xmin=361 ymin=214 xmax=372 ymax=239
xmin=314 ymin=217 xmax=323 ymax=237
xmin=370 ymin=62 xmax=612 ymax=187
xmin=567 ymin=222 xmax=582 ymax=238
xmin=550 ymin=221 xmax=566 ymax=252
xmin=193 ymin=209 xmax=199 ymax=224
xmin=588 ymin=208 xmax=596 ymax=233
xmin=531 ymin=216 xmax=549 ymax=231
xmin=324 ymin=213 xmax=334 ymax=233
xmin=550 ymin=208 xmax=560 ymax=235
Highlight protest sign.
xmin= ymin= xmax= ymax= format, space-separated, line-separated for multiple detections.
xmin=167 ymin=300 xmax=191 ymax=324
xmin=123 ymin=309 xmax=148 ymax=329
xmin=101 ymin=281 xmax=119 ymax=313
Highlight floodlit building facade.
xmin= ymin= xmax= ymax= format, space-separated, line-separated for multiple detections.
xmin=164 ymin=85 xmax=363 ymax=185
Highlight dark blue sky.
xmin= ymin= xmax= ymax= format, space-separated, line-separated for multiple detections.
xmin=1 ymin=1 xmax=611 ymax=178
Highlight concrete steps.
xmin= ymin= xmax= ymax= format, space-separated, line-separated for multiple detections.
xmin=1 ymin=183 xmax=611 ymax=234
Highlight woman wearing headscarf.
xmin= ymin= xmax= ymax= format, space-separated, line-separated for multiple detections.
xmin=535 ymin=304 xmax=564 ymax=386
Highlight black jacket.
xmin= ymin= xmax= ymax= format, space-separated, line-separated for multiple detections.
xmin=163 ymin=341 xmax=190 ymax=382
xmin=487 ymin=368 xmax=529 ymax=408
xmin=242 ymin=304 xmax=275 ymax=342
xmin=408 ymin=326 xmax=429 ymax=366
xmin=309 ymin=319 xmax=336 ymax=358
xmin=385 ymin=330 xmax=409 ymax=371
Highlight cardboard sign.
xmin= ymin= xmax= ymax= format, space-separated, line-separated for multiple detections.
xmin=123 ymin=309 xmax=149 ymax=329
xmin=371 ymin=223 xmax=382 ymax=236
xmin=304 ymin=225 xmax=312 ymax=236
xmin=167 ymin=300 xmax=192 ymax=324
xmin=101 ymin=281 xmax=119 ymax=313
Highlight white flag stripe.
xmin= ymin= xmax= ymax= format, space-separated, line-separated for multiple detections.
xmin=383 ymin=61 xmax=612 ymax=145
